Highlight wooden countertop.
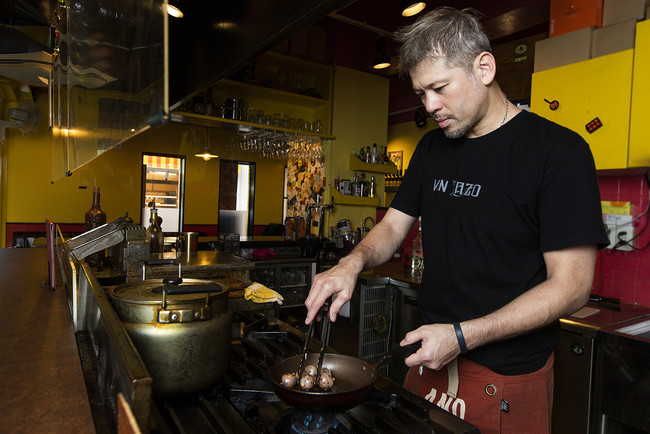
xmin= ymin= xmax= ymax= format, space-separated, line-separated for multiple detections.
xmin=0 ymin=248 xmax=94 ymax=432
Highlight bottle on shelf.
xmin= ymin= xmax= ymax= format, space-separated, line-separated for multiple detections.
xmin=359 ymin=146 xmax=365 ymax=162
xmin=411 ymin=218 xmax=423 ymax=271
xmin=383 ymin=146 xmax=389 ymax=164
xmin=365 ymin=146 xmax=371 ymax=163
xmin=371 ymin=143 xmax=378 ymax=164
xmin=359 ymin=173 xmax=368 ymax=197
xmin=146 ymin=204 xmax=164 ymax=254
xmin=369 ymin=175 xmax=376 ymax=198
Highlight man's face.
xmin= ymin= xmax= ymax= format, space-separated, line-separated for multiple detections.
xmin=410 ymin=57 xmax=488 ymax=139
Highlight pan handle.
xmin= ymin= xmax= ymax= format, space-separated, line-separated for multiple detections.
xmin=374 ymin=343 xmax=420 ymax=369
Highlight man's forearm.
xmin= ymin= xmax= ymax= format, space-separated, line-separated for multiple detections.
xmin=461 ymin=245 xmax=596 ymax=351
xmin=340 ymin=219 xmax=407 ymax=271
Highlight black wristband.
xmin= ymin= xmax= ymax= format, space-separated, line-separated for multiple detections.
xmin=453 ymin=322 xmax=469 ymax=354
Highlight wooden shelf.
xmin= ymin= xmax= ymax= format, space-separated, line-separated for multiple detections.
xmin=349 ymin=154 xmax=398 ymax=174
xmin=331 ymin=189 xmax=380 ymax=206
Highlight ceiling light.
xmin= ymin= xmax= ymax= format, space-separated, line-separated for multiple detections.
xmin=373 ymin=37 xmax=391 ymax=70
xmin=401 ymin=1 xmax=426 ymax=17
xmin=195 ymin=148 xmax=218 ymax=161
xmin=192 ymin=127 xmax=217 ymax=160
xmin=165 ymin=0 xmax=183 ymax=18
xmin=373 ymin=55 xmax=391 ymax=70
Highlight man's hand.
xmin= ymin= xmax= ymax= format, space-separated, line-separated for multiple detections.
xmin=304 ymin=256 xmax=362 ymax=324
xmin=304 ymin=208 xmax=417 ymax=325
xmin=400 ymin=323 xmax=460 ymax=370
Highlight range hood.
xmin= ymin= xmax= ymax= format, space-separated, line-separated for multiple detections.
xmin=0 ymin=0 xmax=352 ymax=179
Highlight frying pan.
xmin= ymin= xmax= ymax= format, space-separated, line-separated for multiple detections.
xmin=269 ymin=353 xmax=377 ymax=411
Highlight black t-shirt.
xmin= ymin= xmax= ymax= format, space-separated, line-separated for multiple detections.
xmin=391 ymin=110 xmax=609 ymax=375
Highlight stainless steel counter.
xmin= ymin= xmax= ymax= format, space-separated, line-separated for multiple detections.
xmin=0 ymin=248 xmax=94 ymax=432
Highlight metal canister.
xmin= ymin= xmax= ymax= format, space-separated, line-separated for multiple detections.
xmin=107 ymin=277 xmax=231 ymax=396
xmin=224 ymin=98 xmax=246 ymax=120
xmin=337 ymin=219 xmax=353 ymax=239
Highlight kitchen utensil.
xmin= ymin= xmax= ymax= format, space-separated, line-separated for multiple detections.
xmin=297 ymin=321 xmax=315 ymax=379
xmin=66 ymin=217 xmax=126 ymax=261
xmin=269 ymin=353 xmax=377 ymax=411
xmin=107 ymin=260 xmax=232 ymax=396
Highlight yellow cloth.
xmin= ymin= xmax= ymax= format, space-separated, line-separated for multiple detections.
xmin=244 ymin=282 xmax=284 ymax=305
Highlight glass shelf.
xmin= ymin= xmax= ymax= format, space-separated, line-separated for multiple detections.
xmin=170 ymin=111 xmax=335 ymax=140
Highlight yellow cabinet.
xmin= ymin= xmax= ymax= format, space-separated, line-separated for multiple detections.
xmin=629 ymin=20 xmax=650 ymax=167
xmin=531 ymin=50 xmax=634 ymax=170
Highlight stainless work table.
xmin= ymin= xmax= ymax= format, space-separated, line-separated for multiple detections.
xmin=0 ymin=248 xmax=94 ymax=432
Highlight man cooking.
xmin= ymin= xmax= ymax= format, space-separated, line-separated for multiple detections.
xmin=305 ymin=6 xmax=608 ymax=433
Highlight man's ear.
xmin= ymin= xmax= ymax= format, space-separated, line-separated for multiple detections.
xmin=474 ymin=52 xmax=496 ymax=86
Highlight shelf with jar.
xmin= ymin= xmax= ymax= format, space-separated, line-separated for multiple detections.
xmin=330 ymin=188 xmax=380 ymax=207
xmin=348 ymin=154 xmax=398 ymax=174
xmin=178 ymin=51 xmax=335 ymax=137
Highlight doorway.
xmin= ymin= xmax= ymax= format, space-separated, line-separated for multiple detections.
xmin=141 ymin=153 xmax=186 ymax=232
xmin=218 ymin=160 xmax=255 ymax=236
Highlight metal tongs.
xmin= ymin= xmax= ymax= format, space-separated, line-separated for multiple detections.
xmin=297 ymin=304 xmax=331 ymax=380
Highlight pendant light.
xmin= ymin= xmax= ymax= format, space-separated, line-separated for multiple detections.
xmin=400 ymin=1 xmax=426 ymax=17
xmin=165 ymin=0 xmax=184 ymax=18
xmin=373 ymin=37 xmax=391 ymax=70
xmin=193 ymin=128 xmax=218 ymax=161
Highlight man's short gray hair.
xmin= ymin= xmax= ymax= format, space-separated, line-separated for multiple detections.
xmin=396 ymin=7 xmax=492 ymax=76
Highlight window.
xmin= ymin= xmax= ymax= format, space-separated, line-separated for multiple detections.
xmin=142 ymin=153 xmax=185 ymax=232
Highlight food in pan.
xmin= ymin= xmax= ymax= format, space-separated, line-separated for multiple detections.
xmin=299 ymin=373 xmax=316 ymax=390
xmin=304 ymin=364 xmax=318 ymax=377
xmin=281 ymin=372 xmax=298 ymax=388
xmin=282 ymin=366 xmax=336 ymax=391
xmin=318 ymin=371 xmax=334 ymax=390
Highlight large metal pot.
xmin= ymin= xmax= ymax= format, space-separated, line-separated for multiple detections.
xmin=107 ymin=276 xmax=231 ymax=396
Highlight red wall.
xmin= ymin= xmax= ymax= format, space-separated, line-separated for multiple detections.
xmin=595 ymin=171 xmax=650 ymax=307
xmin=379 ymin=170 xmax=650 ymax=308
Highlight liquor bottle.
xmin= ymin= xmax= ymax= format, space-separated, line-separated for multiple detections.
xmin=383 ymin=146 xmax=389 ymax=164
xmin=147 ymin=206 xmax=164 ymax=254
xmin=369 ymin=176 xmax=376 ymax=198
xmin=365 ymin=146 xmax=371 ymax=163
xmin=84 ymin=187 xmax=107 ymax=267
xmin=371 ymin=143 xmax=378 ymax=164
xmin=411 ymin=219 xmax=423 ymax=271
xmin=359 ymin=146 xmax=365 ymax=162
xmin=360 ymin=173 xmax=369 ymax=197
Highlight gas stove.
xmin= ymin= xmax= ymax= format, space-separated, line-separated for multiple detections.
xmin=148 ymin=311 xmax=478 ymax=434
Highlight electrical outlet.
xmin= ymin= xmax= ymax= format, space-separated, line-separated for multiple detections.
xmin=604 ymin=214 xmax=635 ymax=251
xmin=616 ymin=225 xmax=635 ymax=251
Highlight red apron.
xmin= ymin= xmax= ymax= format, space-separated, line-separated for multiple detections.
xmin=404 ymin=353 xmax=554 ymax=434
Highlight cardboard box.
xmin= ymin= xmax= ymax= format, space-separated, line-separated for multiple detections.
xmin=550 ymin=0 xmax=603 ymax=37
xmin=603 ymin=0 xmax=647 ymax=26
xmin=534 ymin=27 xmax=593 ymax=72
xmin=592 ymin=19 xmax=637 ymax=57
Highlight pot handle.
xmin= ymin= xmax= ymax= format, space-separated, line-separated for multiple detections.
xmin=163 ymin=281 xmax=229 ymax=295
xmin=374 ymin=343 xmax=420 ymax=369
xmin=142 ymin=259 xmax=182 ymax=280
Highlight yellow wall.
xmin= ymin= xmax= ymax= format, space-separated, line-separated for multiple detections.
xmin=325 ymin=66 xmax=390 ymax=232
xmin=2 ymin=90 xmax=285 ymax=244
xmin=387 ymin=118 xmax=436 ymax=174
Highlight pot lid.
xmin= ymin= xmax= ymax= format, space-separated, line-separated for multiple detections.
xmin=109 ymin=278 xmax=227 ymax=304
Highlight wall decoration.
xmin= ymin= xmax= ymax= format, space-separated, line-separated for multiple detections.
xmin=388 ymin=150 xmax=403 ymax=173
xmin=285 ymin=159 xmax=325 ymax=218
